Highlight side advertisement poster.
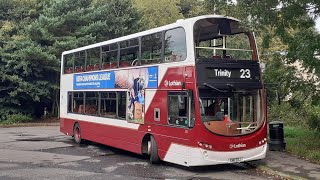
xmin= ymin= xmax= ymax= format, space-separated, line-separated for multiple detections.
xmin=73 ymin=67 xmax=158 ymax=124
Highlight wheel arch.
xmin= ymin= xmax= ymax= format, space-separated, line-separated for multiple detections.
xmin=72 ymin=121 xmax=80 ymax=137
xmin=141 ymin=133 xmax=152 ymax=154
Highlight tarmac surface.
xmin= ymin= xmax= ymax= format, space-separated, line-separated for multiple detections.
xmin=256 ymin=150 xmax=320 ymax=179
xmin=0 ymin=125 xmax=319 ymax=180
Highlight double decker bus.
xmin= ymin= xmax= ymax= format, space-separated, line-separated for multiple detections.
xmin=60 ymin=15 xmax=267 ymax=166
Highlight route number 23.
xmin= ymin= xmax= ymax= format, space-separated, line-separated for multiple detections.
xmin=240 ymin=69 xmax=251 ymax=79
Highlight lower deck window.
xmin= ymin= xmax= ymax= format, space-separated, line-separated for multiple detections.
xmin=168 ymin=91 xmax=188 ymax=127
xmin=101 ymin=92 xmax=117 ymax=118
xmin=73 ymin=92 xmax=84 ymax=113
xmin=117 ymin=92 xmax=126 ymax=119
xmin=68 ymin=91 xmax=127 ymax=120
xmin=67 ymin=92 xmax=72 ymax=112
xmin=85 ymin=92 xmax=99 ymax=115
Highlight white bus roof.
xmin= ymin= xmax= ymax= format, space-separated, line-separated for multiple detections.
xmin=62 ymin=15 xmax=241 ymax=55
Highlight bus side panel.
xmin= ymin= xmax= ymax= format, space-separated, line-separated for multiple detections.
xmin=60 ymin=118 xmax=76 ymax=136
xmin=143 ymin=85 xmax=192 ymax=164
xmin=155 ymin=127 xmax=191 ymax=164
xmin=81 ymin=120 xmax=141 ymax=154
xmin=61 ymin=118 xmax=142 ymax=154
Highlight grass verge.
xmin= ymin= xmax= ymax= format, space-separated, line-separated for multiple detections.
xmin=0 ymin=118 xmax=59 ymax=127
xmin=285 ymin=126 xmax=320 ymax=164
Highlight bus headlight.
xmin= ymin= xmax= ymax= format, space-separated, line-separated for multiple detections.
xmin=198 ymin=142 xmax=213 ymax=150
xmin=258 ymin=138 xmax=267 ymax=145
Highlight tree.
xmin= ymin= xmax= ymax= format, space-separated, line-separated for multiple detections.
xmin=134 ymin=0 xmax=184 ymax=29
xmin=177 ymin=0 xmax=204 ymax=18
xmin=0 ymin=0 xmax=49 ymax=119
xmin=0 ymin=0 xmax=142 ymax=120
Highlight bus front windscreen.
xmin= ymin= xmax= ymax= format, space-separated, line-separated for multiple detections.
xmin=199 ymin=89 xmax=264 ymax=136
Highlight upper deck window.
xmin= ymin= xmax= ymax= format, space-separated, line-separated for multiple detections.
xmin=141 ymin=32 xmax=162 ymax=65
xmin=164 ymin=27 xmax=187 ymax=62
xmin=120 ymin=38 xmax=139 ymax=67
xmin=62 ymin=27 xmax=188 ymax=75
xmin=86 ymin=48 xmax=101 ymax=71
xmin=102 ymin=43 xmax=119 ymax=69
xmin=194 ymin=18 xmax=256 ymax=60
xmin=64 ymin=54 xmax=74 ymax=74
xmin=74 ymin=51 xmax=86 ymax=72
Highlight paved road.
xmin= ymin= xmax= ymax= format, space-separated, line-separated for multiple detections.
xmin=0 ymin=126 xmax=277 ymax=180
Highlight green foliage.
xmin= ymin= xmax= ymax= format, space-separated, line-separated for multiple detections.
xmin=306 ymin=106 xmax=320 ymax=131
xmin=268 ymin=102 xmax=307 ymax=127
xmin=177 ymin=0 xmax=204 ymax=17
xmin=0 ymin=0 xmax=141 ymax=119
xmin=285 ymin=126 xmax=320 ymax=163
xmin=133 ymin=0 xmax=183 ymax=29
xmin=3 ymin=113 xmax=33 ymax=124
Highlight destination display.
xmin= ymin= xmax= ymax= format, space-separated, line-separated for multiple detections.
xmin=196 ymin=59 xmax=262 ymax=90
xmin=207 ymin=68 xmax=253 ymax=79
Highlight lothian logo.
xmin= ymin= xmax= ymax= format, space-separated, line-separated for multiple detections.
xmin=164 ymin=80 xmax=181 ymax=87
xmin=229 ymin=143 xmax=246 ymax=149
xmin=164 ymin=80 xmax=169 ymax=87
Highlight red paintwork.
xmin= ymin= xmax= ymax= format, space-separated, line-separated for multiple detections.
xmin=60 ymin=118 xmax=144 ymax=154
xmin=60 ymin=65 xmax=267 ymax=160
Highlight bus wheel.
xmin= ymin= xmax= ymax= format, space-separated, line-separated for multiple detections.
xmin=149 ymin=136 xmax=160 ymax=164
xmin=73 ymin=123 xmax=82 ymax=144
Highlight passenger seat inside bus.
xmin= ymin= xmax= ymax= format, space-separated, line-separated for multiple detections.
xmin=86 ymin=65 xmax=94 ymax=71
xmin=120 ymin=61 xmax=130 ymax=68
xmin=74 ymin=66 xmax=85 ymax=73
xmin=93 ymin=64 xmax=100 ymax=70
xmin=102 ymin=62 xmax=118 ymax=69
xmin=65 ymin=67 xmax=72 ymax=74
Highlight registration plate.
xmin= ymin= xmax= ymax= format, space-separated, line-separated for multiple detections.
xmin=228 ymin=157 xmax=244 ymax=163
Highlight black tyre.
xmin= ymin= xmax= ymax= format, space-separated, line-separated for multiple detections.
xmin=149 ymin=136 xmax=160 ymax=164
xmin=73 ymin=123 xmax=83 ymax=144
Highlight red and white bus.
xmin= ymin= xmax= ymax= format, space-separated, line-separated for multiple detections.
xmin=60 ymin=15 xmax=267 ymax=166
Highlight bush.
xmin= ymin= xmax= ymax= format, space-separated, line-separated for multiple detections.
xmin=268 ymin=102 xmax=307 ymax=127
xmin=285 ymin=126 xmax=320 ymax=163
xmin=307 ymin=106 xmax=320 ymax=132
xmin=1 ymin=113 xmax=33 ymax=124
xmin=268 ymin=100 xmax=320 ymax=131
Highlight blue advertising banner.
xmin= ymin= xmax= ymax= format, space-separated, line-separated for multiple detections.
xmin=74 ymin=71 xmax=115 ymax=89
xmin=147 ymin=67 xmax=158 ymax=88
xmin=73 ymin=67 xmax=158 ymax=90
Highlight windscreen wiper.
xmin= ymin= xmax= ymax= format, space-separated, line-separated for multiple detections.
xmin=203 ymin=83 xmax=227 ymax=93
